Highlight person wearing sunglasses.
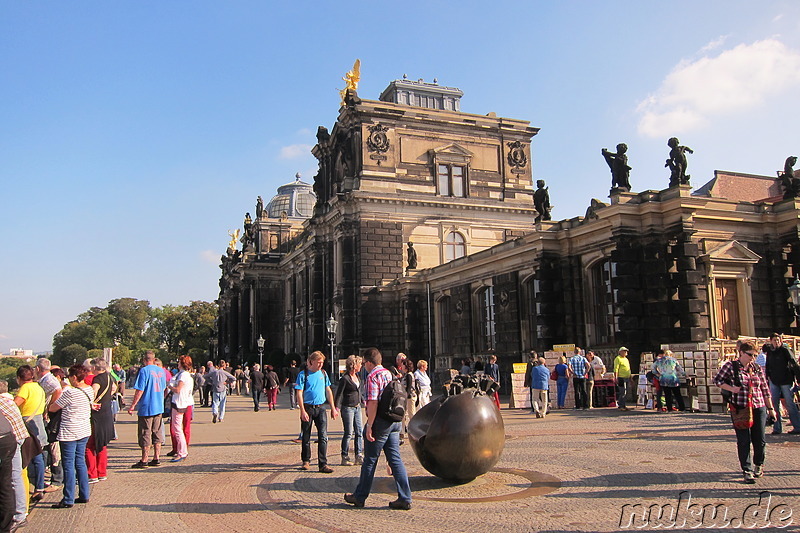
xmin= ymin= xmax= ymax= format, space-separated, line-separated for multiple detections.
xmin=713 ymin=342 xmax=774 ymax=484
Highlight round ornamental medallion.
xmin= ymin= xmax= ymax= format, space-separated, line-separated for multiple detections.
xmin=507 ymin=140 xmax=527 ymax=169
xmin=367 ymin=123 xmax=390 ymax=153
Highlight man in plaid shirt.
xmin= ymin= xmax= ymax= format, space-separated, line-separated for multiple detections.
xmin=568 ymin=349 xmax=590 ymax=409
xmin=1 ymin=393 xmax=30 ymax=531
xmin=345 ymin=347 xmax=412 ymax=510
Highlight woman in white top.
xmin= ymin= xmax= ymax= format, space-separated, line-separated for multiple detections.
xmin=414 ymin=360 xmax=433 ymax=407
xmin=49 ymin=364 xmax=94 ymax=508
xmin=167 ymin=355 xmax=195 ymax=461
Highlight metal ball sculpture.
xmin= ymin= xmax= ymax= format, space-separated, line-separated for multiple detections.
xmin=408 ymin=374 xmax=505 ymax=483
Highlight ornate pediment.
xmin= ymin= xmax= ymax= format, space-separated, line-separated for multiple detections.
xmin=701 ymin=240 xmax=762 ymax=264
xmin=429 ymin=143 xmax=473 ymax=164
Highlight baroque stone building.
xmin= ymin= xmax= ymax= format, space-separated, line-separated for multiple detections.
xmin=218 ymin=78 xmax=800 ymax=384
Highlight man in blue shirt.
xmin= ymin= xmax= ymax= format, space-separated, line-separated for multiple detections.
xmin=127 ymin=351 xmax=167 ymax=468
xmin=295 ymin=351 xmax=338 ymax=473
xmin=568 ymin=349 xmax=590 ymax=410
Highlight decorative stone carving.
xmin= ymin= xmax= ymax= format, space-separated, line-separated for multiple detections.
xmin=666 ymin=137 xmax=694 ymax=187
xmin=780 ymin=156 xmax=799 ymax=199
xmin=367 ymin=123 xmax=390 ymax=165
xmin=533 ymin=180 xmax=551 ymax=222
xmin=506 ymin=140 xmax=527 ymax=174
xmin=602 ymin=143 xmax=631 ymax=191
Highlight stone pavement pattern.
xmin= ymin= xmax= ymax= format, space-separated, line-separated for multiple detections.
xmin=27 ymin=393 xmax=800 ymax=532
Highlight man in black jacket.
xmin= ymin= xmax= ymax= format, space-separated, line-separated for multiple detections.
xmin=250 ymin=364 xmax=265 ymax=412
xmin=764 ymin=333 xmax=800 ymax=435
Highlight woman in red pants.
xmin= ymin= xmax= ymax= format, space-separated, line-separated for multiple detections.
xmin=86 ymin=359 xmax=116 ymax=483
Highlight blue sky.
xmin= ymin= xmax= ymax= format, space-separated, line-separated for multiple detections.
xmin=3 ymin=1 xmax=800 ymax=352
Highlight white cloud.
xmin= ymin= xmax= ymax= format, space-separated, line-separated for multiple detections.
xmin=637 ymin=39 xmax=800 ymax=138
xmin=0 ymin=334 xmax=8 ymax=340
xmin=698 ymin=35 xmax=728 ymax=54
xmin=279 ymin=144 xmax=313 ymax=159
xmin=200 ymin=250 xmax=220 ymax=265
xmin=773 ymin=14 xmax=784 ymax=23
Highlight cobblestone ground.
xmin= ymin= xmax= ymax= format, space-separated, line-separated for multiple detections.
xmin=27 ymin=393 xmax=800 ymax=532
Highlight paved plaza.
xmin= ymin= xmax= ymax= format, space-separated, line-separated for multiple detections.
xmin=26 ymin=392 xmax=800 ymax=532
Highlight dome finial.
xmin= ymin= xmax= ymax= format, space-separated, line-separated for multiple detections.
xmin=295 ymin=172 xmax=301 ymax=181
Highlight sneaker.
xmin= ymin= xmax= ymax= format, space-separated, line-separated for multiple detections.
xmin=743 ymin=471 xmax=756 ymax=484
xmin=88 ymin=478 xmax=99 ymax=484
xmin=341 ymin=457 xmax=354 ymax=466
xmin=354 ymin=456 xmax=363 ymax=465
xmin=98 ymin=477 xmax=107 ymax=481
xmin=148 ymin=459 xmax=161 ymax=467
xmin=166 ymin=451 xmax=177 ymax=457
xmin=131 ymin=461 xmax=148 ymax=469
xmin=754 ymin=465 xmax=764 ymax=478
xmin=300 ymin=462 xmax=310 ymax=471
xmin=319 ymin=465 xmax=334 ymax=473
xmin=344 ymin=493 xmax=364 ymax=508
xmin=171 ymin=456 xmax=185 ymax=463
xmin=388 ymin=498 xmax=412 ymax=510
xmin=43 ymin=484 xmax=62 ymax=493
xmin=212 ymin=414 xmax=218 ymax=424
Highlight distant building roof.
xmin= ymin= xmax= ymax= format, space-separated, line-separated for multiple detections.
xmin=379 ymin=76 xmax=463 ymax=111
xmin=267 ymin=174 xmax=316 ymax=219
xmin=693 ymin=170 xmax=782 ymax=203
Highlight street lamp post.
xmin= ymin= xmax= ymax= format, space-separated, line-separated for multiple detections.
xmin=326 ymin=314 xmax=338 ymax=380
xmin=257 ymin=334 xmax=265 ymax=370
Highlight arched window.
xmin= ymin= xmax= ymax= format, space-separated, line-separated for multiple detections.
xmin=444 ymin=232 xmax=466 ymax=262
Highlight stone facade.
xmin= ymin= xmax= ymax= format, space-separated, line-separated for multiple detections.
xmin=217 ymin=81 xmax=800 ymax=388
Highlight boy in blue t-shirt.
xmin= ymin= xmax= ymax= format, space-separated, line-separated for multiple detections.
xmin=294 ymin=351 xmax=338 ymax=473
xmin=128 ymin=351 xmax=167 ymax=468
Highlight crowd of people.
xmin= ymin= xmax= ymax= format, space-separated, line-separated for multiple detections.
xmin=3 ymin=335 xmax=799 ymax=528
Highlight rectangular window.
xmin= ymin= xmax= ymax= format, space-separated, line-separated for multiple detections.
xmin=437 ymin=164 xmax=466 ymax=197
xmin=482 ymin=287 xmax=496 ymax=351
xmin=438 ymin=297 xmax=450 ymax=353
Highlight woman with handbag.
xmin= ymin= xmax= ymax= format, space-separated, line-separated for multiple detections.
xmin=13 ymin=365 xmax=48 ymax=503
xmin=713 ymin=341 xmax=774 ymax=484
xmin=86 ymin=359 xmax=116 ymax=483
xmin=48 ymin=364 xmax=93 ymax=508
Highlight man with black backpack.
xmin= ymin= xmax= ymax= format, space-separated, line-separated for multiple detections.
xmin=344 ymin=347 xmax=412 ymax=510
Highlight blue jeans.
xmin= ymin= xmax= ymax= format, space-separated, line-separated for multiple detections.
xmin=60 ymin=437 xmax=90 ymax=505
xmin=556 ymin=377 xmax=569 ymax=407
xmin=27 ymin=451 xmax=45 ymax=491
xmin=769 ymin=382 xmax=800 ymax=432
xmin=10 ymin=441 xmax=25 ymax=522
xmin=353 ymin=418 xmax=411 ymax=504
xmin=340 ymin=406 xmax=363 ymax=459
xmin=211 ymin=391 xmax=228 ymax=420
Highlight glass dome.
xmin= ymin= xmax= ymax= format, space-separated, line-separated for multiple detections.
xmin=267 ymin=174 xmax=316 ymax=219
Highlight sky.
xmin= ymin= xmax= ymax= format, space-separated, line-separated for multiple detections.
xmin=3 ymin=1 xmax=800 ymax=353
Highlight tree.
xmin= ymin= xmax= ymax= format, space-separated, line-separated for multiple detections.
xmin=54 ymin=344 xmax=88 ymax=368
xmin=106 ymin=298 xmax=151 ymax=349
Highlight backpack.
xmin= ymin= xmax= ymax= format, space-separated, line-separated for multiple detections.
xmin=378 ymin=373 xmax=408 ymax=422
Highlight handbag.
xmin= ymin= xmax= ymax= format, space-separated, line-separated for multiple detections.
xmin=21 ymin=434 xmax=43 ymax=469
xmin=550 ymin=369 xmax=558 ymax=381
xmin=729 ymin=366 xmax=754 ymax=430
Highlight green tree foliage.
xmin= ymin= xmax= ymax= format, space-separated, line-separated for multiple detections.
xmin=51 ymin=299 xmax=218 ymax=366
xmin=55 ymin=343 xmax=88 ymax=367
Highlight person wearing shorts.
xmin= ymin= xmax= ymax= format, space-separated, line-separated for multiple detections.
xmin=127 ymin=351 xmax=167 ymax=468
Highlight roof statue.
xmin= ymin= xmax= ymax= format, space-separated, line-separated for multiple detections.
xmin=339 ymin=59 xmax=361 ymax=106
xmin=227 ymin=229 xmax=240 ymax=251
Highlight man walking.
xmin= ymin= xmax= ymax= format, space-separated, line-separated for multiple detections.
xmin=127 ymin=351 xmax=167 ymax=468
xmin=295 ymin=351 xmax=338 ymax=473
xmin=764 ymin=333 xmax=800 ymax=434
xmin=345 ymin=347 xmax=412 ymax=510
xmin=284 ymin=360 xmax=301 ymax=409
xmin=250 ymin=364 xmax=265 ymax=412
xmin=206 ymin=362 xmax=236 ymax=424
xmin=568 ymin=348 xmax=590 ymax=409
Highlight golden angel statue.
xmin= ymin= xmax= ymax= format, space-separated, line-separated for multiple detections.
xmin=339 ymin=59 xmax=361 ymax=105
xmin=227 ymin=229 xmax=240 ymax=251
